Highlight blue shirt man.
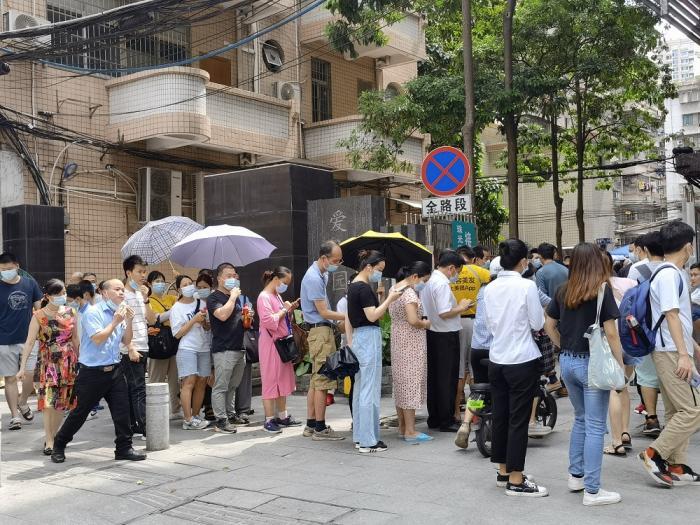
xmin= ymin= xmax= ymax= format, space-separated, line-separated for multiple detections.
xmin=79 ymin=301 xmax=126 ymax=367
xmin=301 ymin=262 xmax=330 ymax=324
xmin=535 ymin=243 xmax=569 ymax=299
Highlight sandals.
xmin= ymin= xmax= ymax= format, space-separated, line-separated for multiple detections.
xmin=603 ymin=444 xmax=627 ymax=457
xmin=18 ymin=404 xmax=34 ymax=421
xmin=621 ymin=432 xmax=632 ymax=451
xmin=43 ymin=442 xmax=53 ymax=456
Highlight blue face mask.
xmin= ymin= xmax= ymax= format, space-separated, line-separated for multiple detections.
xmin=415 ymin=282 xmax=426 ymax=293
xmin=181 ymin=284 xmax=196 ymax=298
xmin=224 ymin=278 xmax=240 ymax=290
xmin=129 ymin=279 xmax=140 ymax=291
xmin=327 ymin=264 xmax=339 ymax=273
xmin=276 ymin=283 xmax=288 ymax=294
xmin=1 ymin=268 xmax=18 ymax=281
xmin=106 ymin=299 xmax=118 ymax=311
xmin=152 ymin=282 xmax=168 ymax=295
xmin=92 ymin=282 xmax=98 ymax=292
xmin=532 ymin=258 xmax=543 ymax=270
xmin=68 ymin=301 xmax=79 ymax=309
xmin=51 ymin=294 xmax=67 ymax=306
xmin=449 ymin=269 xmax=459 ymax=284
xmin=195 ymin=288 xmax=211 ymax=300
xmin=369 ymin=270 xmax=383 ymax=283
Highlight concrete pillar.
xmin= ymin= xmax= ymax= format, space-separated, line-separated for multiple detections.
xmin=146 ymin=382 xmax=170 ymax=451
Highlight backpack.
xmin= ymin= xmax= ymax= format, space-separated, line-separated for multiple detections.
xmin=617 ymin=264 xmax=683 ymax=358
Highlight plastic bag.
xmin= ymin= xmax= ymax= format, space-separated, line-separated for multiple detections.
xmin=319 ymin=345 xmax=359 ymax=380
xmin=587 ymin=284 xmax=625 ymax=390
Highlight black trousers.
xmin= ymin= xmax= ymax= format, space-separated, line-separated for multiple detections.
xmin=426 ymin=330 xmax=460 ymax=429
xmin=122 ymin=352 xmax=147 ymax=435
xmin=489 ymin=358 xmax=540 ymax=472
xmin=54 ymin=365 xmax=133 ymax=454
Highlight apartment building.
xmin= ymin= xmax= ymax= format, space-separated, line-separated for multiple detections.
xmin=0 ymin=0 xmax=428 ymax=280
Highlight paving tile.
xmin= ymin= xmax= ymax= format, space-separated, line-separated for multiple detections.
xmin=165 ymin=500 xmax=301 ymax=524
xmin=255 ymin=497 xmax=352 ymax=524
xmin=197 ymin=487 xmax=278 ymax=509
xmin=333 ymin=509 xmax=399 ymax=525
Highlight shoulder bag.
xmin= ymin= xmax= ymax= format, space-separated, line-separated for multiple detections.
xmin=587 ymin=283 xmax=625 ymax=390
xmin=267 ymin=296 xmax=300 ymax=363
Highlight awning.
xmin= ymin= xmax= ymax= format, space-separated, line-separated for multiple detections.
xmin=389 ymin=197 xmax=421 ymax=209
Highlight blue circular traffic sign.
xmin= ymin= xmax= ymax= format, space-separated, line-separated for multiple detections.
xmin=421 ymin=146 xmax=471 ymax=197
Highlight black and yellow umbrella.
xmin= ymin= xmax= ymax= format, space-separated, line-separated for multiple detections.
xmin=339 ymin=230 xmax=433 ymax=278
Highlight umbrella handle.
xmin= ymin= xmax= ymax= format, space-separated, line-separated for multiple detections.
xmin=167 ymin=259 xmax=178 ymax=280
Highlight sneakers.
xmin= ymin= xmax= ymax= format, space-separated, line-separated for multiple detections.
xmin=214 ymin=418 xmax=237 ymax=434
xmin=303 ymin=425 xmax=315 ymax=437
xmin=497 ymin=473 xmax=535 ymax=488
xmin=454 ymin=422 xmax=471 ymax=449
xmin=505 ymin=478 xmax=549 ymax=497
xmin=264 ymin=419 xmax=283 ymax=434
xmin=359 ymin=441 xmax=388 ymax=454
xmin=8 ymin=416 xmax=22 ymax=430
xmin=642 ymin=416 xmax=661 ymax=437
xmin=18 ymin=404 xmax=34 ymax=421
xmin=182 ymin=417 xmax=210 ymax=430
xmin=638 ymin=448 xmax=673 ymax=487
xmin=528 ymin=421 xmax=553 ymax=437
xmin=568 ymin=474 xmax=585 ymax=492
xmin=228 ymin=414 xmax=249 ymax=426
xmin=275 ymin=415 xmax=302 ymax=427
xmin=86 ymin=409 xmax=98 ymax=421
xmin=312 ymin=426 xmax=345 ymax=441
xmin=668 ymin=464 xmax=700 ymax=486
xmin=583 ymin=489 xmax=622 ymax=506
xmin=634 ymin=403 xmax=647 ymax=415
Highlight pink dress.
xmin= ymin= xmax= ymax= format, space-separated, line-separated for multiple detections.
xmin=257 ymin=291 xmax=297 ymax=399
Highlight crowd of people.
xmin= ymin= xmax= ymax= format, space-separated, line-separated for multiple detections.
xmin=1 ymin=221 xmax=700 ymax=505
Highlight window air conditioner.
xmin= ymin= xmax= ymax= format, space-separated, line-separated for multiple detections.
xmin=3 ymin=10 xmax=51 ymax=46
xmin=137 ymin=168 xmax=182 ymax=222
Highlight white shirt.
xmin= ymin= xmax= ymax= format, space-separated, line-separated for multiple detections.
xmin=420 ymin=270 xmax=461 ymax=333
xmin=627 ymin=258 xmax=655 ymax=284
xmin=170 ymin=300 xmax=211 ymax=353
xmin=484 ymin=271 xmax=544 ymax=364
xmin=120 ymin=288 xmax=149 ymax=354
xmin=650 ymin=264 xmax=694 ymax=355
xmin=336 ymin=296 xmax=348 ymax=347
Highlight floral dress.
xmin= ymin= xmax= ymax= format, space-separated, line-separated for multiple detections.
xmin=388 ymin=287 xmax=428 ymax=409
xmin=34 ymin=308 xmax=79 ymax=411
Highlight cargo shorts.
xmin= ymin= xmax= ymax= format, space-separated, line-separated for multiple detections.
xmin=308 ymin=326 xmax=337 ymax=391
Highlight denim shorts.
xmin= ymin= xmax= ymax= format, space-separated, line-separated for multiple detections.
xmin=176 ymin=348 xmax=212 ymax=378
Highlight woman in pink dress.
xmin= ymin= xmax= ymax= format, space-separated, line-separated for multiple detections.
xmin=257 ymin=266 xmax=301 ymax=434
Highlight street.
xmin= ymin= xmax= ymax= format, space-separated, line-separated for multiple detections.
xmin=1 ymin=389 xmax=698 ymax=525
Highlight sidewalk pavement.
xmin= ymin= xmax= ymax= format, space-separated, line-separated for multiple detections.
xmin=1 ymin=389 xmax=699 ymax=525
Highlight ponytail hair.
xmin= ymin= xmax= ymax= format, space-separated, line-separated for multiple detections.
xmin=261 ymin=266 xmax=291 ymax=285
xmin=357 ymin=250 xmax=385 ymax=271
xmin=396 ymin=261 xmax=431 ymax=281
xmin=498 ymin=239 xmax=528 ymax=270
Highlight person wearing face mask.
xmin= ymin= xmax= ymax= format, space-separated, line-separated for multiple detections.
xmin=17 ymin=279 xmax=80 ymax=455
xmin=388 ymin=261 xmax=432 ymax=443
xmin=300 ymin=240 xmax=347 ymax=441
xmin=170 ymin=274 xmax=212 ymax=430
xmin=421 ymin=250 xmax=472 ymax=432
xmin=0 ymin=252 xmax=43 ymax=431
xmin=146 ymin=270 xmax=181 ymax=419
xmin=618 ymin=236 xmax=645 ymax=278
xmin=484 ymin=239 xmax=548 ymax=497
xmin=206 ymin=262 xmax=247 ymax=434
xmin=639 ymin=221 xmax=700 ymax=487
xmin=256 ymin=267 xmax=302 ymax=433
xmin=345 ymin=250 xmax=402 ymax=453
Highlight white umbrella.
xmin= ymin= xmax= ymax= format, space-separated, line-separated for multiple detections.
xmin=170 ymin=224 xmax=276 ymax=269
xmin=121 ymin=216 xmax=204 ymax=264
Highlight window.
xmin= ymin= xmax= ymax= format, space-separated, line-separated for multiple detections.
xmin=311 ymin=58 xmax=331 ymax=122
xmin=262 ymin=40 xmax=284 ymax=72
xmin=357 ymin=79 xmax=374 ymax=97
xmin=384 ymin=82 xmax=401 ymax=100
xmin=683 ymin=113 xmax=695 ymax=127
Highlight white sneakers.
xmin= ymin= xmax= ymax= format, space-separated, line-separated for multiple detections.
xmin=568 ymin=474 xmax=584 ymax=492
xmin=582 ymin=489 xmax=621 ymax=506
xmin=528 ymin=421 xmax=553 ymax=437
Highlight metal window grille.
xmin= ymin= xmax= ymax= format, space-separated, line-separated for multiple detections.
xmin=311 ymin=58 xmax=331 ymax=122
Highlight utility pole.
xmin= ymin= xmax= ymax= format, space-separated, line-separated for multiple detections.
xmin=504 ymin=0 xmax=518 ymax=238
xmin=462 ymin=0 xmax=475 ymax=196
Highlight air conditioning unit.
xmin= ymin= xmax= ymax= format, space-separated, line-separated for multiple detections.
xmin=273 ymin=81 xmax=301 ymax=101
xmin=240 ymin=153 xmax=256 ymax=166
xmin=137 ymin=168 xmax=182 ymax=222
xmin=3 ymin=10 xmax=51 ymax=46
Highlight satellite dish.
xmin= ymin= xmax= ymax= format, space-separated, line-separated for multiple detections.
xmin=62 ymin=162 xmax=79 ymax=181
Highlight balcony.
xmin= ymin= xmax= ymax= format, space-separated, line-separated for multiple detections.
xmin=303 ymin=116 xmax=428 ymax=181
xmin=300 ymin=8 xmax=426 ymax=65
xmin=105 ymin=67 xmax=296 ymax=158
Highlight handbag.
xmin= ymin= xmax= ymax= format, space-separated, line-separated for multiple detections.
xmin=243 ymin=329 xmax=260 ymax=363
xmin=532 ymin=329 xmax=555 ymax=375
xmin=268 ymin=296 xmax=300 ymax=363
xmin=586 ymin=283 xmax=625 ymax=390
xmin=319 ymin=345 xmax=359 ymax=380
xmin=148 ymin=317 xmax=178 ymax=359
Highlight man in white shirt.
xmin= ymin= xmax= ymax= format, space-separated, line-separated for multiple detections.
xmin=121 ymin=255 xmax=157 ymax=438
xmin=639 ymin=221 xmax=700 ymax=487
xmin=421 ymin=250 xmax=472 ymax=432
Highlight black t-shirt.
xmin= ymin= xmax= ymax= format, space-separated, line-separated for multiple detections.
xmin=546 ymin=284 xmax=619 ymax=354
xmin=347 ymin=281 xmax=379 ymax=328
xmin=206 ymin=290 xmax=244 ymax=353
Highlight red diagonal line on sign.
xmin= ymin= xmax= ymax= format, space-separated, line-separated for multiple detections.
xmin=430 ymin=156 xmax=461 ymax=186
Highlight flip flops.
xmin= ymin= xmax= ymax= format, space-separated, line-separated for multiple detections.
xmin=404 ymin=433 xmax=434 ymax=443
xmin=604 ymin=444 xmax=627 ymax=457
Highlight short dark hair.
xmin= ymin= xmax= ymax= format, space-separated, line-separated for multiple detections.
xmin=97 ymin=280 xmax=106 ymax=291
xmin=66 ymin=284 xmax=82 ymax=299
xmin=0 ymin=252 xmax=18 ymax=265
xmin=456 ymin=245 xmax=475 ymax=261
xmin=499 ymin=239 xmax=529 ymax=270
xmin=660 ymin=221 xmax=695 ymax=255
xmin=396 ymin=261 xmax=432 ymax=281
xmin=437 ymin=249 xmax=464 ymax=269
xmin=473 ymin=245 xmax=485 ymax=260
xmin=147 ymin=270 xmax=166 ymax=283
xmin=319 ymin=241 xmax=338 ymax=258
xmin=175 ymin=274 xmax=192 ymax=290
xmin=633 ymin=235 xmax=646 ymax=248
xmin=642 ymin=231 xmax=664 ymax=257
xmin=538 ymin=242 xmax=557 ymax=260
xmin=691 ymin=263 xmax=700 ymax=271
xmin=83 ymin=272 xmax=97 ymax=279
xmin=215 ymin=262 xmax=235 ymax=279
xmin=529 ymin=248 xmax=539 ymax=256
xmin=196 ymin=273 xmax=214 ymax=287
xmin=78 ymin=279 xmax=95 ymax=298
xmin=123 ymin=255 xmax=147 ymax=275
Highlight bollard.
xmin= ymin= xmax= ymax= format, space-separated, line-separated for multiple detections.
xmin=146 ymin=382 xmax=170 ymax=451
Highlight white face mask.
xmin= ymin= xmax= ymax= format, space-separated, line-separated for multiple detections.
xmin=181 ymin=284 xmax=196 ymax=298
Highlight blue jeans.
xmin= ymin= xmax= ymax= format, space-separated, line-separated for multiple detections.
xmin=560 ymin=352 xmax=611 ymax=494
xmin=352 ymin=326 xmax=382 ymax=448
